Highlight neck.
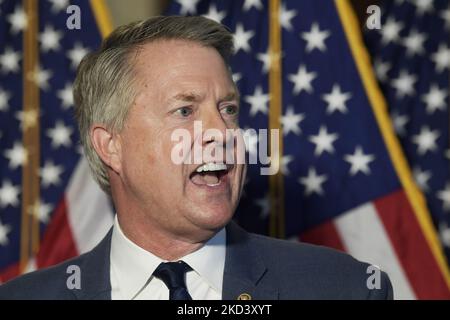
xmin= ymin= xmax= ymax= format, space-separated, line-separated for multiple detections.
xmin=116 ymin=212 xmax=213 ymax=261
xmin=109 ymin=175 xmax=218 ymax=260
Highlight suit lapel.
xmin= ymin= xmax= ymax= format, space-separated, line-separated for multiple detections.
xmin=72 ymin=228 xmax=113 ymax=300
xmin=222 ymin=222 xmax=278 ymax=300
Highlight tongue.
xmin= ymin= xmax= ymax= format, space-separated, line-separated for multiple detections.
xmin=191 ymin=172 xmax=220 ymax=185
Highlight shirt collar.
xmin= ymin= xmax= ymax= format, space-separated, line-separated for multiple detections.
xmin=182 ymin=228 xmax=226 ymax=292
xmin=110 ymin=215 xmax=226 ymax=298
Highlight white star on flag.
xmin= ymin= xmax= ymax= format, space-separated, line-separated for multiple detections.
xmin=0 ymin=87 xmax=11 ymax=112
xmin=441 ymin=7 xmax=450 ymax=30
xmin=374 ymin=58 xmax=391 ymax=82
xmin=322 ymin=84 xmax=352 ymax=114
xmin=46 ymin=120 xmax=73 ymax=149
xmin=288 ymin=64 xmax=317 ymax=95
xmin=243 ymin=0 xmax=263 ymax=11
xmin=48 ymin=0 xmax=69 ymax=14
xmin=3 ymin=141 xmax=28 ymax=169
xmin=391 ymin=111 xmax=410 ymax=136
xmin=301 ymin=22 xmax=330 ymax=52
xmin=0 ymin=180 xmax=21 ymax=208
xmin=176 ymin=0 xmax=200 ymax=15
xmin=437 ymin=183 xmax=450 ymax=211
xmin=309 ymin=126 xmax=339 ymax=156
xmin=344 ymin=146 xmax=376 ymax=176
xmin=39 ymin=25 xmax=63 ymax=52
xmin=244 ymin=86 xmax=269 ymax=116
xmin=40 ymin=160 xmax=64 ymax=188
xmin=7 ymin=6 xmax=27 ymax=34
xmin=234 ymin=23 xmax=255 ymax=53
xmin=380 ymin=17 xmax=403 ymax=45
xmin=57 ymin=83 xmax=74 ymax=109
xmin=0 ymin=220 xmax=11 ymax=246
xmin=413 ymin=166 xmax=432 ymax=192
xmin=67 ymin=42 xmax=90 ymax=70
xmin=256 ymin=50 xmax=271 ymax=74
xmin=254 ymin=194 xmax=270 ymax=219
xmin=421 ymin=84 xmax=447 ymax=114
xmin=431 ymin=44 xmax=450 ymax=73
xmin=232 ymin=73 xmax=242 ymax=83
xmin=440 ymin=223 xmax=450 ymax=248
xmin=203 ymin=4 xmax=226 ymax=23
xmin=33 ymin=200 xmax=53 ymax=224
xmin=0 ymin=47 xmax=21 ymax=74
xmin=402 ymin=29 xmax=427 ymax=56
xmin=391 ymin=70 xmax=417 ymax=98
xmin=279 ymin=3 xmax=297 ymax=31
xmin=412 ymin=0 xmax=433 ymax=16
xmin=411 ymin=126 xmax=440 ymax=155
xmin=299 ymin=167 xmax=328 ymax=196
xmin=15 ymin=109 xmax=39 ymax=131
xmin=30 ymin=65 xmax=53 ymax=91
xmin=280 ymin=106 xmax=305 ymax=136
xmin=281 ymin=155 xmax=294 ymax=176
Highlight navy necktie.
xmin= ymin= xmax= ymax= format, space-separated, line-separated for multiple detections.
xmin=153 ymin=261 xmax=193 ymax=300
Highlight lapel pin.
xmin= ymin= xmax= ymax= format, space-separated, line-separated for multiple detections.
xmin=237 ymin=293 xmax=252 ymax=300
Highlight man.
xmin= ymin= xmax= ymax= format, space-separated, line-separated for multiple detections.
xmin=0 ymin=16 xmax=392 ymax=300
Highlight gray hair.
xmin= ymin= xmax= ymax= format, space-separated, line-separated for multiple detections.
xmin=73 ymin=16 xmax=234 ymax=195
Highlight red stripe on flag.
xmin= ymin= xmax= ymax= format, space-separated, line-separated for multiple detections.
xmin=0 ymin=197 xmax=78 ymax=283
xmin=0 ymin=262 xmax=20 ymax=283
xmin=374 ymin=189 xmax=450 ymax=299
xmin=299 ymin=219 xmax=346 ymax=252
xmin=36 ymin=197 xmax=78 ymax=269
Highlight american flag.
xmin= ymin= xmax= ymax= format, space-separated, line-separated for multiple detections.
xmin=364 ymin=0 xmax=450 ymax=264
xmin=0 ymin=0 xmax=113 ymax=282
xmin=167 ymin=0 xmax=450 ymax=298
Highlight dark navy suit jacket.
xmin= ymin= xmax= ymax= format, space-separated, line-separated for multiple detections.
xmin=0 ymin=221 xmax=393 ymax=300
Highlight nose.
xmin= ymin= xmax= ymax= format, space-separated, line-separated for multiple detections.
xmin=200 ymin=107 xmax=228 ymax=147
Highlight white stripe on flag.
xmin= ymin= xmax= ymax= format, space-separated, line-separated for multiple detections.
xmin=334 ymin=202 xmax=416 ymax=300
xmin=66 ymin=158 xmax=114 ymax=254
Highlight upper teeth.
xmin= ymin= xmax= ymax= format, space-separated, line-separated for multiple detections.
xmin=196 ymin=163 xmax=227 ymax=173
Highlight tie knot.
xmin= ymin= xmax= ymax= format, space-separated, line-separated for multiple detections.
xmin=153 ymin=261 xmax=192 ymax=295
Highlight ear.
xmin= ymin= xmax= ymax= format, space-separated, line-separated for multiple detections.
xmin=90 ymin=124 xmax=122 ymax=174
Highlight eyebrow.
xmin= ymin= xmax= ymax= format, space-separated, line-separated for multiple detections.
xmin=168 ymin=91 xmax=240 ymax=103
xmin=220 ymin=92 xmax=240 ymax=102
xmin=169 ymin=92 xmax=203 ymax=103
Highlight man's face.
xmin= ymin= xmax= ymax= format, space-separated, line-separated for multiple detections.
xmin=115 ymin=39 xmax=246 ymax=241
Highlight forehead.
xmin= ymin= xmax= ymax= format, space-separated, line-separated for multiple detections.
xmin=132 ymin=39 xmax=236 ymax=99
xmin=133 ymin=39 xmax=228 ymax=78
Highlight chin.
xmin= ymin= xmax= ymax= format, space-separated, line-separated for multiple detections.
xmin=191 ymin=205 xmax=234 ymax=231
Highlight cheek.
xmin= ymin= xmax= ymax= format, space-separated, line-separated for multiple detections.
xmin=119 ymin=127 xmax=160 ymax=182
xmin=161 ymin=126 xmax=191 ymax=165
xmin=127 ymin=135 xmax=155 ymax=165
xmin=142 ymin=131 xmax=183 ymax=180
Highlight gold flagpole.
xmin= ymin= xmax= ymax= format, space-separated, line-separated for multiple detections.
xmin=20 ymin=0 xmax=40 ymax=272
xmin=268 ymin=0 xmax=285 ymax=238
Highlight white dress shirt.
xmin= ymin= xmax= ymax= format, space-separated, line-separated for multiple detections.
xmin=110 ymin=216 xmax=225 ymax=300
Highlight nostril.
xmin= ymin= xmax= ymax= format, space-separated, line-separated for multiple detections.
xmin=205 ymin=136 xmax=215 ymax=144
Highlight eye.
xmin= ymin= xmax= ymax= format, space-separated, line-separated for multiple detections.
xmin=222 ymin=105 xmax=239 ymax=116
xmin=175 ymin=106 xmax=193 ymax=117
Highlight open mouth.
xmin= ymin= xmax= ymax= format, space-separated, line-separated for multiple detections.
xmin=189 ymin=163 xmax=232 ymax=187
